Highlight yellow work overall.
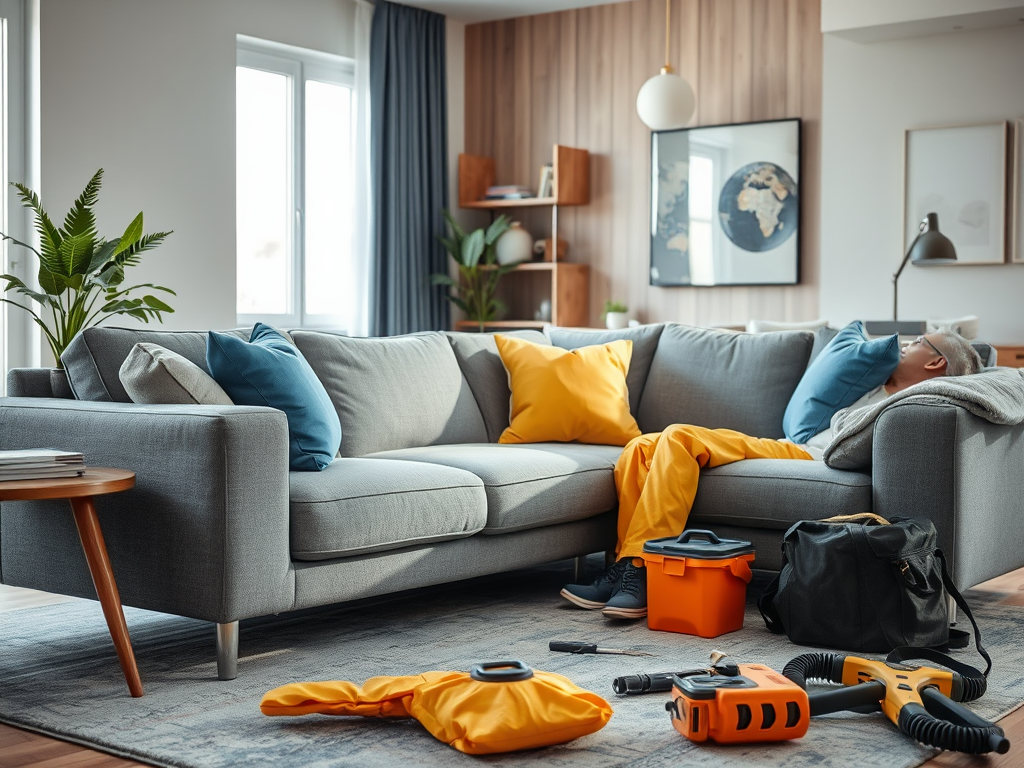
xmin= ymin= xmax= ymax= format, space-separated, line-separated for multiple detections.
xmin=614 ymin=425 xmax=813 ymax=559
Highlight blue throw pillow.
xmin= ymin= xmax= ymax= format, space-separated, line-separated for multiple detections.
xmin=207 ymin=323 xmax=341 ymax=471
xmin=782 ymin=321 xmax=900 ymax=444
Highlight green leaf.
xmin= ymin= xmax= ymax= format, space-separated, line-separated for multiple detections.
xmin=461 ymin=229 xmax=485 ymax=268
xmin=61 ymin=169 xmax=102 ymax=242
xmin=438 ymin=236 xmax=460 ymax=260
xmin=442 ymin=208 xmax=466 ymax=240
xmin=142 ymin=295 xmax=174 ymax=312
xmin=484 ymin=215 xmax=511 ymax=246
xmin=430 ymin=273 xmax=456 ymax=287
xmin=112 ymin=230 xmax=171 ymax=268
xmin=114 ymin=212 xmax=144 ymax=256
xmin=58 ymin=232 xmax=95 ymax=276
xmin=87 ymin=239 xmax=119 ymax=274
xmin=37 ymin=269 xmax=65 ymax=295
xmin=447 ymin=296 xmax=468 ymax=313
xmin=12 ymin=182 xmax=64 ymax=273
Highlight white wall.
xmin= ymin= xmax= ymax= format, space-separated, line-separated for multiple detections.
xmin=40 ymin=0 xmax=356 ymax=334
xmin=820 ymin=24 xmax=1024 ymax=341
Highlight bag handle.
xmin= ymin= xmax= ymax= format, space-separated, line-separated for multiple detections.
xmin=936 ymin=549 xmax=991 ymax=677
xmin=821 ymin=512 xmax=890 ymax=526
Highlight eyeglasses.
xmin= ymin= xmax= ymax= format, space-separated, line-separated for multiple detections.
xmin=911 ymin=336 xmax=945 ymax=359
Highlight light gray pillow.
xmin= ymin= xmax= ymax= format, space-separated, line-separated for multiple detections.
xmin=119 ymin=343 xmax=234 ymax=405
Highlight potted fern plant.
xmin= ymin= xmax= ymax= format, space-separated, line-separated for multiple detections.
xmin=0 ymin=169 xmax=174 ymax=394
xmin=431 ymin=210 xmax=513 ymax=332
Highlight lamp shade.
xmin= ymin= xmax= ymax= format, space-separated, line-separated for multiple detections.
xmin=909 ymin=212 xmax=957 ymax=265
xmin=636 ymin=69 xmax=695 ymax=131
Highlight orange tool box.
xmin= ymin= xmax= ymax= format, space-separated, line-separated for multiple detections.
xmin=667 ymin=663 xmax=810 ymax=744
xmin=642 ymin=530 xmax=755 ymax=638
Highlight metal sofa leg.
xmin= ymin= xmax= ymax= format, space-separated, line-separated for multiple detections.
xmin=217 ymin=621 xmax=239 ymax=681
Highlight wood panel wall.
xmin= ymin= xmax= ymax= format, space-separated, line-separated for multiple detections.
xmin=464 ymin=0 xmax=822 ymax=328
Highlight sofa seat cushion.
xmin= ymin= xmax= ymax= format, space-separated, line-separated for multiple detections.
xmin=289 ymin=458 xmax=487 ymax=560
xmin=367 ymin=443 xmax=623 ymax=534
xmin=689 ymin=459 xmax=872 ymax=530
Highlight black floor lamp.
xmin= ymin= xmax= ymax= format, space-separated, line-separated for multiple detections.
xmin=864 ymin=213 xmax=957 ymax=336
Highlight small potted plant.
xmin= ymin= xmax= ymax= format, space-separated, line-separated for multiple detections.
xmin=603 ymin=300 xmax=629 ymax=330
xmin=431 ymin=210 xmax=513 ymax=332
xmin=0 ymin=169 xmax=174 ymax=395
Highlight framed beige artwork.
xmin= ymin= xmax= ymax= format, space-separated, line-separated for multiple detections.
xmin=904 ymin=122 xmax=1008 ymax=266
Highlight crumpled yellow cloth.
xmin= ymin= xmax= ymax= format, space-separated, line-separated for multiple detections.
xmin=260 ymin=668 xmax=613 ymax=755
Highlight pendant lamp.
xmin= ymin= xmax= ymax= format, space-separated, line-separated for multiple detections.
xmin=636 ymin=0 xmax=695 ymax=131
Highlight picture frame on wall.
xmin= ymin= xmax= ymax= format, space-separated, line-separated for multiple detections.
xmin=1014 ymin=120 xmax=1023 ymax=264
xmin=904 ymin=122 xmax=1008 ymax=266
xmin=649 ymin=118 xmax=801 ymax=287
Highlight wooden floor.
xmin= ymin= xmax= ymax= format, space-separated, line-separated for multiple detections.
xmin=3 ymin=572 xmax=1024 ymax=768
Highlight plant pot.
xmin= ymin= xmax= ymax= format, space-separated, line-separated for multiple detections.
xmin=605 ymin=312 xmax=629 ymax=331
xmin=49 ymin=368 xmax=74 ymax=399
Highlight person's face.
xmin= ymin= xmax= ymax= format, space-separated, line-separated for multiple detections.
xmin=899 ymin=334 xmax=948 ymax=375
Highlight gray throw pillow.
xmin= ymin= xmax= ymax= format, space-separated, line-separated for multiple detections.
xmin=119 ymin=343 xmax=234 ymax=405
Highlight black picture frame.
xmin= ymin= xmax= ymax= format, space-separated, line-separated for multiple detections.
xmin=649 ymin=117 xmax=801 ymax=287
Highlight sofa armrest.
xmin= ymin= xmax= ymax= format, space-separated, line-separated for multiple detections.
xmin=872 ymin=400 xmax=1024 ymax=589
xmin=0 ymin=397 xmax=294 ymax=622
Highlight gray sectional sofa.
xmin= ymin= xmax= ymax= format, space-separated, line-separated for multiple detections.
xmin=1 ymin=322 xmax=1022 ymax=680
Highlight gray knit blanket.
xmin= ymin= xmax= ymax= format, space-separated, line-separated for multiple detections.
xmin=822 ymin=367 xmax=1024 ymax=470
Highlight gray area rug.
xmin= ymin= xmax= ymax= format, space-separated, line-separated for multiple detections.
xmin=2 ymin=560 xmax=1022 ymax=768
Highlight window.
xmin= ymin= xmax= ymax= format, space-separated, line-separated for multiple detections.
xmin=236 ymin=36 xmax=354 ymax=329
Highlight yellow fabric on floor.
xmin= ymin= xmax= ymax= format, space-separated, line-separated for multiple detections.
xmin=614 ymin=424 xmax=813 ymax=559
xmin=261 ymin=668 xmax=612 ymax=755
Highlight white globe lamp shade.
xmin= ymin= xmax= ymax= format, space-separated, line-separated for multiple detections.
xmin=636 ymin=69 xmax=695 ymax=131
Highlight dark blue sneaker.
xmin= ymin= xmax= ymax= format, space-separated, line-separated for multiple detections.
xmin=602 ymin=562 xmax=647 ymax=619
xmin=560 ymin=559 xmax=628 ymax=610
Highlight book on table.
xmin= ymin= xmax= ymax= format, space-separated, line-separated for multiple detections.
xmin=0 ymin=448 xmax=86 ymax=481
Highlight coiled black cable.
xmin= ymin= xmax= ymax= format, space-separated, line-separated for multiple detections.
xmin=899 ymin=702 xmax=1009 ymax=754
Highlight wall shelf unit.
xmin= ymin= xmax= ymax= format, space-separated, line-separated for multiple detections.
xmin=457 ymin=145 xmax=590 ymax=329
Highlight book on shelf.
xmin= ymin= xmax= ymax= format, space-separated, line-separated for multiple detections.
xmin=0 ymin=448 xmax=86 ymax=482
xmin=536 ymin=163 xmax=553 ymax=199
xmin=483 ymin=184 xmax=535 ymax=200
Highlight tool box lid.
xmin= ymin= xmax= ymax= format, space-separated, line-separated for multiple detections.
xmin=643 ymin=529 xmax=754 ymax=559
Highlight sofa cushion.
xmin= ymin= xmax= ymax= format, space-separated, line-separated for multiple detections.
xmin=636 ymin=324 xmax=813 ymax=438
xmin=119 ymin=343 xmax=234 ymax=405
xmin=689 ymin=459 xmax=872 ymax=530
xmin=367 ymin=443 xmax=622 ymax=534
xmin=545 ymin=324 xmax=664 ymax=416
xmin=291 ymin=331 xmax=488 ymax=457
xmin=207 ymin=324 xmax=341 ymax=471
xmin=446 ymin=329 xmax=550 ymax=442
xmin=289 ymin=458 xmax=487 ymax=560
xmin=495 ymin=335 xmax=640 ymax=446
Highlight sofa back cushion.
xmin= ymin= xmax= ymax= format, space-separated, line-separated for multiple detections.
xmin=291 ymin=331 xmax=488 ymax=456
xmin=445 ymin=329 xmax=549 ymax=442
xmin=61 ymin=327 xmax=251 ymax=402
xmin=545 ymin=324 xmax=664 ymax=417
xmin=636 ymin=324 xmax=813 ymax=438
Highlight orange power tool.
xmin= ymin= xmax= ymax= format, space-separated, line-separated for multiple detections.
xmin=783 ymin=649 xmax=1009 ymax=755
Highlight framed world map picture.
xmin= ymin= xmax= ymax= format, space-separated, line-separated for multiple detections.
xmin=649 ymin=118 xmax=801 ymax=287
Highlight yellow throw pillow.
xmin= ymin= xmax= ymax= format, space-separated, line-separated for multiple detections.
xmin=495 ymin=335 xmax=641 ymax=446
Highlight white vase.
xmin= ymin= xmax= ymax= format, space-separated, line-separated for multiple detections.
xmin=605 ymin=312 xmax=629 ymax=330
xmin=495 ymin=222 xmax=533 ymax=265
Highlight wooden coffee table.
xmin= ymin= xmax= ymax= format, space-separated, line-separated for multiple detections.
xmin=0 ymin=468 xmax=142 ymax=697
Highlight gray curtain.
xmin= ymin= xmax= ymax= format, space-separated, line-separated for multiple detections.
xmin=369 ymin=0 xmax=449 ymax=336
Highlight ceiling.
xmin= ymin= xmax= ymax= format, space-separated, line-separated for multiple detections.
xmin=396 ymin=0 xmax=624 ymax=24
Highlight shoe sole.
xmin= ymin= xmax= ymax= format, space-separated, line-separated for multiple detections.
xmin=601 ymin=606 xmax=648 ymax=619
xmin=559 ymin=588 xmax=606 ymax=610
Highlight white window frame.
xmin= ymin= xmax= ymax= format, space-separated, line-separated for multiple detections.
xmin=235 ymin=35 xmax=354 ymax=330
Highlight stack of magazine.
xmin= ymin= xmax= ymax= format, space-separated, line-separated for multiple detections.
xmin=0 ymin=449 xmax=86 ymax=482
xmin=484 ymin=184 xmax=534 ymax=201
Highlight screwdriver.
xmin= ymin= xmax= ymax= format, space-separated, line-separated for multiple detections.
xmin=550 ymin=640 xmax=655 ymax=657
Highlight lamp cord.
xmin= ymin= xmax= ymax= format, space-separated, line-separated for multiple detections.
xmin=665 ymin=0 xmax=671 ymax=69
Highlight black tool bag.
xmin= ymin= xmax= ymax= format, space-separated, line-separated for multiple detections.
xmin=759 ymin=514 xmax=989 ymax=664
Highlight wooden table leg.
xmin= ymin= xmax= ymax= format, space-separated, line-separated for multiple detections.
xmin=69 ymin=496 xmax=144 ymax=697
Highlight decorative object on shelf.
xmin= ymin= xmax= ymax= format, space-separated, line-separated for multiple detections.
xmin=432 ymin=210 xmax=513 ymax=332
xmin=650 ymin=118 xmax=800 ymax=287
xmin=495 ymin=222 xmax=533 ymax=265
xmin=863 ymin=212 xmax=957 ymax=337
xmin=0 ymin=168 xmax=175 ymax=367
xmin=603 ymin=300 xmax=629 ymax=331
xmin=1014 ymin=120 xmax=1023 ymax=263
xmin=534 ymin=237 xmax=568 ymax=263
xmin=534 ymin=299 xmax=552 ymax=322
xmin=636 ymin=0 xmax=695 ymax=131
xmin=904 ymin=122 xmax=1008 ymax=266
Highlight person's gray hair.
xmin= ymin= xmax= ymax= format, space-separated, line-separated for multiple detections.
xmin=934 ymin=327 xmax=984 ymax=377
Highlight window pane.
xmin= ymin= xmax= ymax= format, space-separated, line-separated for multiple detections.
xmin=236 ymin=66 xmax=292 ymax=315
xmin=304 ymin=80 xmax=352 ymax=317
